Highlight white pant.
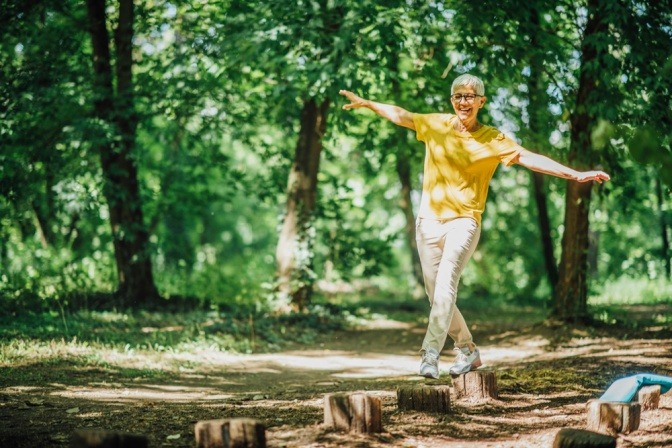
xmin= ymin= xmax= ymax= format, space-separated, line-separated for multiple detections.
xmin=416 ymin=217 xmax=481 ymax=353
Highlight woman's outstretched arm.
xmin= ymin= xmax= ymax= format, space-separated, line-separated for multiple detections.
xmin=339 ymin=90 xmax=416 ymax=130
xmin=514 ymin=149 xmax=611 ymax=183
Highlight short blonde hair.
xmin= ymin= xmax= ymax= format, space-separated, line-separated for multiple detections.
xmin=451 ymin=74 xmax=485 ymax=96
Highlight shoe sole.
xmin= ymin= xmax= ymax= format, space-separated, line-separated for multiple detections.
xmin=449 ymin=359 xmax=482 ymax=376
xmin=420 ymin=369 xmax=439 ymax=379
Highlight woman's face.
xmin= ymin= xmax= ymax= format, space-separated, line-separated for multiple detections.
xmin=450 ymin=85 xmax=486 ymax=122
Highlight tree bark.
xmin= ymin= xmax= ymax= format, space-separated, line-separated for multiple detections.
xmin=86 ymin=0 xmax=159 ymax=306
xmin=552 ymin=0 xmax=606 ymax=322
xmin=526 ymin=7 xmax=559 ymax=293
xmin=655 ymin=178 xmax=671 ymax=279
xmin=395 ymin=146 xmax=424 ymax=288
xmin=276 ymin=98 xmax=329 ymax=310
xmin=532 ymin=172 xmax=559 ymax=290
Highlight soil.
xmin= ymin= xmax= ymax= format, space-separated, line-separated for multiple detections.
xmin=1 ymin=304 xmax=671 ymax=447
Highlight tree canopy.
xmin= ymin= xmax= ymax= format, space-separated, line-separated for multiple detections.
xmin=1 ymin=0 xmax=670 ymax=319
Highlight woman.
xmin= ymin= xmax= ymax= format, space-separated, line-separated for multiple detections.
xmin=340 ymin=74 xmax=610 ymax=379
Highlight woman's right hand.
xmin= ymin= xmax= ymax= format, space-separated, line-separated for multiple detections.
xmin=339 ymin=90 xmax=369 ymax=110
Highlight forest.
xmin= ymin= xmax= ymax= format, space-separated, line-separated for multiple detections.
xmin=1 ymin=0 xmax=671 ymax=447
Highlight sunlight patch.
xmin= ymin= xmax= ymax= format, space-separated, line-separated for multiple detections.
xmin=52 ymin=386 xmax=235 ymax=403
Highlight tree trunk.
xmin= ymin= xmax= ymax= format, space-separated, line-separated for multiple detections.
xmin=87 ymin=0 xmax=159 ymax=306
xmin=552 ymin=0 xmax=606 ymax=323
xmin=276 ymin=98 xmax=329 ymax=310
xmin=527 ymin=6 xmax=558 ymax=292
xmin=395 ymin=146 xmax=424 ymax=288
xmin=531 ymin=172 xmax=559 ymax=290
xmin=655 ymin=178 xmax=671 ymax=279
xmin=31 ymin=172 xmax=57 ymax=249
xmin=525 ymin=7 xmax=559 ymax=293
xmin=387 ymin=63 xmax=424 ymax=290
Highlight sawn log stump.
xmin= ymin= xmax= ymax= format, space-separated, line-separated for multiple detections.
xmin=396 ymin=385 xmax=451 ymax=413
xmin=70 ymin=429 xmax=148 ymax=448
xmin=552 ymin=428 xmax=616 ymax=448
xmin=451 ymin=369 xmax=498 ymax=401
xmin=586 ymin=400 xmax=640 ymax=435
xmin=194 ymin=418 xmax=266 ymax=448
xmin=635 ymin=385 xmax=661 ymax=411
xmin=323 ymin=393 xmax=382 ymax=434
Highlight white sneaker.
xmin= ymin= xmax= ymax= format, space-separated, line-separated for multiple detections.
xmin=449 ymin=347 xmax=481 ymax=375
xmin=419 ymin=348 xmax=440 ymax=379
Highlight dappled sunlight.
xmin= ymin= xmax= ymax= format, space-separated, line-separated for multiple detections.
xmin=53 ymin=384 xmax=235 ymax=403
xmin=3 ymin=305 xmax=672 ymax=448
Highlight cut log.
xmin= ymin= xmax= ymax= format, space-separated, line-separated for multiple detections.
xmin=70 ymin=429 xmax=148 ymax=448
xmin=452 ymin=369 xmax=498 ymax=401
xmin=586 ymin=400 xmax=640 ymax=435
xmin=323 ymin=393 xmax=382 ymax=434
xmin=396 ymin=385 xmax=451 ymax=413
xmin=634 ymin=385 xmax=660 ymax=411
xmin=552 ymin=428 xmax=616 ymax=448
xmin=194 ymin=419 xmax=266 ymax=448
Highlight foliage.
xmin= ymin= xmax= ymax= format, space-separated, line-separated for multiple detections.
xmin=0 ymin=0 xmax=670 ymax=315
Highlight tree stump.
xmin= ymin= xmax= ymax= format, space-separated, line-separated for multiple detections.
xmin=452 ymin=369 xmax=498 ymax=401
xmin=70 ymin=429 xmax=148 ymax=448
xmin=323 ymin=393 xmax=382 ymax=434
xmin=552 ymin=428 xmax=616 ymax=448
xmin=194 ymin=419 xmax=266 ymax=448
xmin=396 ymin=385 xmax=451 ymax=413
xmin=586 ymin=400 xmax=640 ymax=435
xmin=634 ymin=385 xmax=660 ymax=411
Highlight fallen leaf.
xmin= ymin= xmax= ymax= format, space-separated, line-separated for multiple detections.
xmin=166 ymin=434 xmax=181 ymax=440
xmin=66 ymin=407 xmax=80 ymax=414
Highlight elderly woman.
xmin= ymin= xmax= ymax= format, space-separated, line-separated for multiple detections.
xmin=339 ymin=74 xmax=610 ymax=379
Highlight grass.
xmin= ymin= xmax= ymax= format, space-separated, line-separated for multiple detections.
xmin=0 ymin=301 xmax=375 ymax=373
xmin=590 ymin=276 xmax=672 ymax=305
xmin=1 ymin=281 xmax=669 ymax=380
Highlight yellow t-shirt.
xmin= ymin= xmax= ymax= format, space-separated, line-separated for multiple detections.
xmin=413 ymin=113 xmax=522 ymax=224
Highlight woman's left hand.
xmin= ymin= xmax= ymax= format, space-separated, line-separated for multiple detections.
xmin=576 ymin=171 xmax=611 ymax=183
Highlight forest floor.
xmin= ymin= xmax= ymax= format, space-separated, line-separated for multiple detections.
xmin=1 ymin=301 xmax=671 ymax=447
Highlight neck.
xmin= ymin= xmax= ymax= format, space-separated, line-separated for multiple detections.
xmin=455 ymin=118 xmax=481 ymax=132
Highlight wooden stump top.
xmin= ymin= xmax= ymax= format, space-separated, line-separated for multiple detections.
xmin=634 ymin=385 xmax=661 ymax=411
xmin=451 ymin=369 xmax=498 ymax=401
xmin=195 ymin=418 xmax=266 ymax=448
xmin=324 ymin=393 xmax=382 ymax=434
xmin=586 ymin=399 xmax=641 ymax=435
xmin=552 ymin=427 xmax=616 ymax=448
xmin=397 ymin=384 xmax=451 ymax=414
xmin=70 ymin=429 xmax=148 ymax=448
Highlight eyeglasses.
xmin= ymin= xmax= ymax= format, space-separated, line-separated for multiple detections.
xmin=450 ymin=94 xmax=483 ymax=103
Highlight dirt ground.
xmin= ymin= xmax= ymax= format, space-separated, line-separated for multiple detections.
xmin=1 ymin=304 xmax=671 ymax=447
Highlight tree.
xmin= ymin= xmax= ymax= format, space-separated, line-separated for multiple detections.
xmin=86 ymin=0 xmax=159 ymax=305
xmin=224 ymin=0 xmax=442 ymax=310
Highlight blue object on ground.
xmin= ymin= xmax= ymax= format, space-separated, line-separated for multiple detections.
xmin=599 ymin=373 xmax=672 ymax=402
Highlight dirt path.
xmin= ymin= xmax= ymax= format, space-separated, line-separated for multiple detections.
xmin=1 ymin=307 xmax=671 ymax=447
